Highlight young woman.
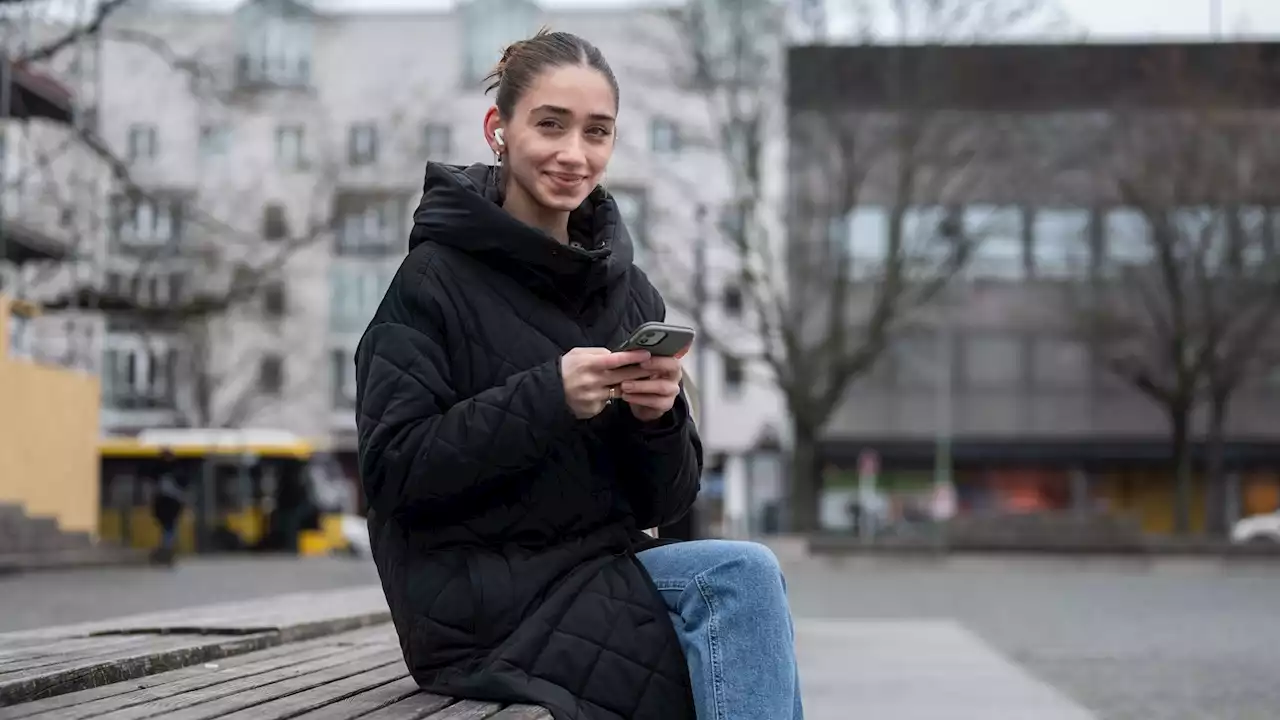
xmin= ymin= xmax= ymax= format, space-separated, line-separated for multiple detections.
xmin=355 ymin=29 xmax=804 ymax=720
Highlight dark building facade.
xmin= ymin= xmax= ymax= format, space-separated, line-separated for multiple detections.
xmin=787 ymin=42 xmax=1280 ymax=534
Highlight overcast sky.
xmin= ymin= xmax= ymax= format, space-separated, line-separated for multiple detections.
xmin=169 ymin=0 xmax=1280 ymax=38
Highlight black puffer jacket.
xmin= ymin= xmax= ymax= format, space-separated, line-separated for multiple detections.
xmin=355 ymin=163 xmax=702 ymax=720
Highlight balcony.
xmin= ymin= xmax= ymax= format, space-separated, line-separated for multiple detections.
xmin=100 ymin=332 xmax=181 ymax=431
xmin=0 ymin=145 xmax=79 ymax=269
xmin=332 ymin=193 xmax=407 ymax=257
xmin=231 ymin=5 xmax=315 ymax=96
xmin=110 ymin=194 xmax=189 ymax=258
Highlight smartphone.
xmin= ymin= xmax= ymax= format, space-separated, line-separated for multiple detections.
xmin=614 ymin=321 xmax=696 ymax=358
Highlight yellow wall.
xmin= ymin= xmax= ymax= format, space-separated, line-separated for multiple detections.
xmin=1094 ymin=470 xmax=1210 ymax=536
xmin=0 ymin=295 xmax=101 ymax=535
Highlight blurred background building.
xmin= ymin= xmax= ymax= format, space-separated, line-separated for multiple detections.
xmin=2 ymin=0 xmax=1280 ymax=551
xmin=2 ymin=0 xmax=790 ymax=535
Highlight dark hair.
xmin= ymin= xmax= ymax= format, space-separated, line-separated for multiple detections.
xmin=484 ymin=28 xmax=619 ymax=118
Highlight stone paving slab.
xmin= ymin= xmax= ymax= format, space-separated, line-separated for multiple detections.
xmin=795 ymin=618 xmax=1098 ymax=720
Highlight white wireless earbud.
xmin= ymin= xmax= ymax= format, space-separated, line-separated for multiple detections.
xmin=494 ymin=129 xmax=505 ymax=147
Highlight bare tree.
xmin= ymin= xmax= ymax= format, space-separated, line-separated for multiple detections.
xmin=4 ymin=1 xmax=424 ymax=430
xmin=1063 ymin=45 xmax=1280 ymax=535
xmin=639 ymin=0 xmax=1061 ymax=531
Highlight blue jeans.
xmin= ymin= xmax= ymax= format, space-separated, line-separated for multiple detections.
xmin=636 ymin=540 xmax=804 ymax=720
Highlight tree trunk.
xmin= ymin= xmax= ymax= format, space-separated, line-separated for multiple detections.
xmin=1203 ymin=393 xmax=1229 ymax=538
xmin=788 ymin=423 xmax=821 ymax=533
xmin=1170 ymin=405 xmax=1193 ymax=535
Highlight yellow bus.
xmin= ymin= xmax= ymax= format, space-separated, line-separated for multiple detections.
xmin=99 ymin=429 xmax=354 ymax=557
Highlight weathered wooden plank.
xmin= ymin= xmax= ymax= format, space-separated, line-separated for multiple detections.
xmin=357 ymin=693 xmax=465 ymax=720
xmin=7 ymin=627 xmax=392 ymax=720
xmin=488 ymin=705 xmax=555 ymax=720
xmin=0 ymin=636 xmax=207 ymax=681
xmin=423 ymin=699 xmax=505 ymax=719
xmin=127 ymin=644 xmax=399 ymax=720
xmin=213 ymin=664 xmax=407 ymax=720
xmin=287 ymin=677 xmax=430 ymax=720
xmin=2 ymin=588 xmax=390 ymax=642
xmin=0 ymin=635 xmax=141 ymax=664
xmin=0 ymin=636 xmax=156 ymax=673
xmin=0 ymin=633 xmax=277 ymax=707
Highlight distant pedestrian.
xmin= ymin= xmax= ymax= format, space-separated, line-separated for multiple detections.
xmin=150 ymin=449 xmax=185 ymax=567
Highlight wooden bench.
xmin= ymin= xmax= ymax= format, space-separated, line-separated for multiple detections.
xmin=0 ymin=588 xmax=551 ymax=719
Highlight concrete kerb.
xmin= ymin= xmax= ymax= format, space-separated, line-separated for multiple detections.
xmin=0 ymin=547 xmax=151 ymax=578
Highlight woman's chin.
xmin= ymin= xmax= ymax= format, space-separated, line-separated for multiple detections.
xmin=536 ymin=190 xmax=589 ymax=213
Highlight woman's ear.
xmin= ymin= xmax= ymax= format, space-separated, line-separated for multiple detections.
xmin=483 ymin=105 xmax=503 ymax=155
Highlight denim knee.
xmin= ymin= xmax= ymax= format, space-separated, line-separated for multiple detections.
xmin=711 ymin=541 xmax=785 ymax=593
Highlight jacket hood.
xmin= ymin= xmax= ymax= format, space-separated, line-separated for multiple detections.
xmin=408 ymin=162 xmax=636 ymax=305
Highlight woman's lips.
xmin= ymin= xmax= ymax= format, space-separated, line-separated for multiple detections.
xmin=545 ymin=172 xmax=586 ymax=190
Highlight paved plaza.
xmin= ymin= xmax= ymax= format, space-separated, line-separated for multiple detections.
xmin=1 ymin=549 xmax=1277 ymax=719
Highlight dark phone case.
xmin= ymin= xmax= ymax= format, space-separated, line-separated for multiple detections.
xmin=615 ymin=324 xmax=696 ymax=357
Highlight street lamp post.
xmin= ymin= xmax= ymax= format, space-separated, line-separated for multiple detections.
xmin=934 ymin=316 xmax=954 ymax=494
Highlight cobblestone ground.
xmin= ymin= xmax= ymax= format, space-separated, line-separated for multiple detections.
xmin=2 ymin=551 xmax=1277 ymax=719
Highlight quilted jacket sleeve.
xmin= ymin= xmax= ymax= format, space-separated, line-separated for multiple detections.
xmin=610 ymin=283 xmax=703 ymax=529
xmin=613 ymin=387 xmax=704 ymax=529
xmin=355 ymin=263 xmax=578 ymax=517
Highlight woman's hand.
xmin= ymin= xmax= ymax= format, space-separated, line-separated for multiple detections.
xmin=561 ymin=348 xmax=654 ymax=419
xmin=620 ymin=356 xmax=683 ymax=423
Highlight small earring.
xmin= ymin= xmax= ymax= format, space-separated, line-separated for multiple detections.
xmin=493 ymin=149 xmax=503 ymax=167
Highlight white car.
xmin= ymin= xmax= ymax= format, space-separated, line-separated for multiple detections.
xmin=1230 ymin=511 xmax=1280 ymax=545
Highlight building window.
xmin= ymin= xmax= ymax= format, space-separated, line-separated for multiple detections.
xmin=890 ymin=331 xmax=945 ymax=389
xmin=460 ymin=0 xmax=539 ymax=85
xmin=903 ymin=206 xmax=957 ymax=277
xmin=262 ymin=281 xmax=287 ymax=317
xmin=963 ymin=205 xmax=1025 ymax=280
xmin=961 ymin=334 xmax=1023 ymax=389
xmin=275 ymin=124 xmax=305 ymax=169
xmin=650 ymin=117 xmax=681 ymax=154
xmin=127 ymin=124 xmax=158 ymax=162
xmin=115 ymin=196 xmax=181 ymax=248
xmin=6 ymin=312 xmax=30 ymax=360
xmin=348 ymin=123 xmax=378 ymax=166
xmin=330 ymin=264 xmax=396 ymax=333
xmin=258 ymin=354 xmax=284 ymax=396
xmin=609 ymin=187 xmax=647 ymax=258
xmin=722 ymin=281 xmax=744 ymax=316
xmin=262 ymin=203 xmax=288 ymax=241
xmin=845 ymin=207 xmax=888 ymax=278
xmin=722 ymin=353 xmax=744 ymax=392
xmin=198 ymin=123 xmax=229 ymax=158
xmin=102 ymin=334 xmax=176 ymax=409
xmin=422 ymin=123 xmax=452 ymax=160
xmin=721 ymin=203 xmax=747 ymax=243
xmin=1172 ymin=206 xmax=1227 ymax=269
xmin=1031 ymin=208 xmax=1091 ymax=278
xmin=236 ymin=10 xmax=312 ymax=87
xmin=1103 ymin=208 xmax=1153 ymax=270
xmin=330 ymin=348 xmax=357 ymax=409
xmin=1031 ymin=336 xmax=1088 ymax=389
xmin=334 ymin=196 xmax=406 ymax=256
xmin=123 ymin=271 xmax=187 ymax=308
xmin=1236 ymin=206 xmax=1270 ymax=267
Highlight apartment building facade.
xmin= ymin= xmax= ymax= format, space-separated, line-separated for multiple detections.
xmin=788 ymin=42 xmax=1280 ymax=534
xmin=11 ymin=0 xmax=786 ymax=514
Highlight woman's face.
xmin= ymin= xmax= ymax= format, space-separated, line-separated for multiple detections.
xmin=488 ymin=65 xmax=617 ymax=213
